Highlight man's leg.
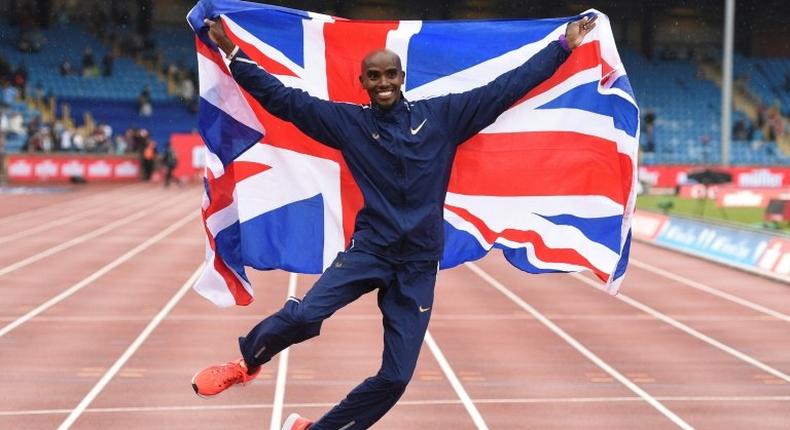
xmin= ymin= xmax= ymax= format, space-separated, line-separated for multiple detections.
xmin=193 ymin=250 xmax=391 ymax=397
xmin=310 ymin=260 xmax=438 ymax=430
xmin=239 ymin=249 xmax=391 ymax=369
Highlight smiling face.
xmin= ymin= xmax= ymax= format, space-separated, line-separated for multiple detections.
xmin=359 ymin=49 xmax=405 ymax=110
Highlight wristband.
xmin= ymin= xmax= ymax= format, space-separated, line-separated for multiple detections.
xmin=226 ymin=45 xmax=239 ymax=61
xmin=559 ymin=34 xmax=571 ymax=52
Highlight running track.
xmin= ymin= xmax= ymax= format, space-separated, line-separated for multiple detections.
xmin=0 ymin=183 xmax=788 ymax=429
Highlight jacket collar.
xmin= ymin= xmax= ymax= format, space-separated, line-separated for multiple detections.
xmin=371 ymin=95 xmax=409 ymax=118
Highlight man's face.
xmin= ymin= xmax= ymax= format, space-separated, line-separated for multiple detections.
xmin=359 ymin=50 xmax=405 ymax=109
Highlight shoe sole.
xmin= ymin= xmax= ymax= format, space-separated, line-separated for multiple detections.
xmin=281 ymin=413 xmax=299 ymax=430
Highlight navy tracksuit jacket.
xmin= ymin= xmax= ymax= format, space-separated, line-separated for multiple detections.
xmin=231 ymin=40 xmax=569 ymax=429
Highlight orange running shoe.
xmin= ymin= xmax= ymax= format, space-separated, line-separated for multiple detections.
xmin=281 ymin=413 xmax=313 ymax=430
xmin=191 ymin=358 xmax=260 ymax=398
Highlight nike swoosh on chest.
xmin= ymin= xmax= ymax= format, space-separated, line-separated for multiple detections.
xmin=410 ymin=118 xmax=428 ymax=135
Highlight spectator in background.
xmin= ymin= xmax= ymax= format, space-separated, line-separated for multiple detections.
xmin=768 ymin=107 xmax=784 ymax=142
xmin=179 ymin=70 xmax=195 ymax=108
xmin=113 ymin=134 xmax=128 ymax=154
xmin=138 ymin=86 xmax=153 ymax=117
xmin=7 ymin=112 xmax=25 ymax=138
xmin=161 ymin=145 xmax=179 ymax=187
xmin=60 ymin=59 xmax=74 ymax=76
xmin=32 ymin=82 xmax=44 ymax=103
xmin=0 ymin=107 xmax=9 ymax=133
xmin=756 ymin=104 xmax=767 ymax=130
xmin=1 ymin=107 xmax=10 ymax=160
xmin=128 ymin=128 xmax=147 ymax=153
xmin=17 ymin=25 xmax=45 ymax=53
xmin=141 ymin=138 xmax=157 ymax=181
xmin=1 ymin=79 xmax=18 ymax=107
xmin=82 ymin=47 xmax=97 ymax=77
xmin=12 ymin=64 xmax=27 ymax=91
xmin=102 ymin=51 xmax=114 ymax=77
xmin=60 ymin=127 xmax=73 ymax=151
xmin=26 ymin=115 xmax=40 ymax=140
xmin=733 ymin=119 xmax=748 ymax=141
xmin=642 ymin=110 xmax=656 ymax=153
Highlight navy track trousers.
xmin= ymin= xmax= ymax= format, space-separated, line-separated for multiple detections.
xmin=239 ymin=248 xmax=438 ymax=429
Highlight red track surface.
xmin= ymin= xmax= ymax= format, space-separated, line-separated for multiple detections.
xmin=1 ymin=183 xmax=788 ymax=429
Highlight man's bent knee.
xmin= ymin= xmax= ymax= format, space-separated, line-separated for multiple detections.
xmin=367 ymin=374 xmax=410 ymax=397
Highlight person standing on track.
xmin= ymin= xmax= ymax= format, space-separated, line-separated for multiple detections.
xmin=193 ymin=14 xmax=596 ymax=430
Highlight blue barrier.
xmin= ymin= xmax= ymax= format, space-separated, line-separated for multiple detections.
xmin=633 ymin=210 xmax=790 ymax=282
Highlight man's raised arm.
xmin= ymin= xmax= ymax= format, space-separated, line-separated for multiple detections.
xmin=204 ymin=18 xmax=347 ymax=149
xmin=428 ymin=15 xmax=598 ymax=145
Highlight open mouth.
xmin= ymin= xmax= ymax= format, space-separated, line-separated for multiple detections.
xmin=377 ymin=89 xmax=394 ymax=99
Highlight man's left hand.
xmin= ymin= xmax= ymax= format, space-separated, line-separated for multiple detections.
xmin=565 ymin=15 xmax=598 ymax=49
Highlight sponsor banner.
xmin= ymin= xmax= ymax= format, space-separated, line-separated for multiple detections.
xmin=640 ymin=165 xmax=790 ymax=188
xmin=635 ymin=210 xmax=790 ymax=282
xmin=676 ymin=184 xmax=790 ymax=207
xmin=655 ymin=217 xmax=768 ymax=267
xmin=716 ymin=187 xmax=790 ymax=208
xmin=5 ymin=155 xmax=140 ymax=182
xmin=170 ymin=133 xmax=206 ymax=181
xmin=632 ymin=210 xmax=669 ymax=240
xmin=756 ymin=238 xmax=790 ymax=277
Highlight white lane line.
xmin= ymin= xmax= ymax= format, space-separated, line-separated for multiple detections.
xmin=0 ymin=211 xmax=199 ymax=338
xmin=466 ymin=263 xmax=695 ymax=430
xmin=0 ymin=183 xmax=142 ymax=225
xmin=0 ymin=188 xmax=161 ymax=245
xmin=571 ymin=273 xmax=790 ymax=383
xmin=0 ymin=190 xmax=196 ymax=277
xmin=3 ymin=313 xmax=780 ymax=324
xmin=424 ymin=330 xmax=489 ymax=430
xmin=270 ymin=273 xmax=298 ymax=430
xmin=57 ymin=265 xmax=203 ymax=430
xmin=630 ymin=259 xmax=790 ymax=322
xmin=7 ymin=395 xmax=789 ymax=417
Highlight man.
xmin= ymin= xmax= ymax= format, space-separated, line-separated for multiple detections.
xmin=194 ymin=14 xmax=596 ymax=430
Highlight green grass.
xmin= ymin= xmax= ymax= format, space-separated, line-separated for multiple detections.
xmin=636 ymin=194 xmax=787 ymax=231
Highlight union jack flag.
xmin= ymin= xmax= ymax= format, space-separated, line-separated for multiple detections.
xmin=187 ymin=0 xmax=639 ymax=307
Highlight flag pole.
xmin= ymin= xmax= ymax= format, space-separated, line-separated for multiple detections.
xmin=720 ymin=0 xmax=735 ymax=167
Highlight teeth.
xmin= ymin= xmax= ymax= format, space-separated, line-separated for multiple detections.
xmin=378 ymin=91 xmax=393 ymax=97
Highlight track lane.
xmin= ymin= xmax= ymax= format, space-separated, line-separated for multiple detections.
xmin=0 ymin=186 xmax=164 ymax=245
xmin=0 ymin=188 xmax=198 ymax=268
xmin=0 ymin=204 xmax=204 ymax=429
xmin=606 ymin=266 xmax=789 ymax=374
xmin=0 ymin=183 xmax=145 ymax=228
xmin=428 ymin=258 xmax=685 ymax=429
xmin=0 ymin=189 xmax=201 ymax=321
xmin=472 ymin=253 xmax=790 ymax=430
xmin=70 ymin=268 xmax=295 ymax=429
xmin=631 ymin=242 xmax=790 ymax=314
xmin=3 ymin=185 xmax=789 ymax=429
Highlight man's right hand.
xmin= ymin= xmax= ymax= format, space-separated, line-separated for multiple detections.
xmin=204 ymin=18 xmax=236 ymax=56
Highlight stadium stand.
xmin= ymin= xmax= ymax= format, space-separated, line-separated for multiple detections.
xmin=734 ymin=54 xmax=790 ymax=115
xmin=624 ymin=49 xmax=790 ymax=166
xmin=1 ymin=1 xmax=788 ymax=170
xmin=0 ymin=12 xmax=196 ymax=157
